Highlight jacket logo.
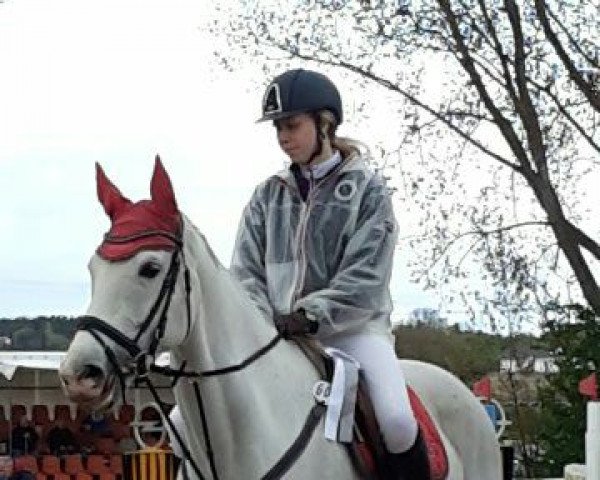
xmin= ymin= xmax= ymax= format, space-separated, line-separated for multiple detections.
xmin=334 ymin=180 xmax=357 ymax=201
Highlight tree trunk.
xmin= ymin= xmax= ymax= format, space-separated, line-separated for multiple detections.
xmin=529 ymin=174 xmax=600 ymax=313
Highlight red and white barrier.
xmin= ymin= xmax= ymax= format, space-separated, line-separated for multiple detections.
xmin=563 ymin=374 xmax=600 ymax=480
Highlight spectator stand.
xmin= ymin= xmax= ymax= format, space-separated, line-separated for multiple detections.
xmin=0 ymin=351 xmax=176 ymax=478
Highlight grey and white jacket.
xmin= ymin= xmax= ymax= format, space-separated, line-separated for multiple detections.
xmin=231 ymin=152 xmax=397 ymax=339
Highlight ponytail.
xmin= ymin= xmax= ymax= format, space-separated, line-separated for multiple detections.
xmin=317 ymin=110 xmax=368 ymax=160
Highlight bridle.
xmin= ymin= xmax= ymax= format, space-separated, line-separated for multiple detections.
xmin=76 ymin=229 xmax=207 ymax=475
xmin=77 ymin=229 xmax=190 ymax=398
xmin=74 ymin=229 xmax=325 ymax=480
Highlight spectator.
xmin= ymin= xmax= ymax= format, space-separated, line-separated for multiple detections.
xmin=9 ymin=472 xmax=34 ymax=480
xmin=10 ymin=418 xmax=38 ymax=456
xmin=45 ymin=419 xmax=76 ymax=456
xmin=80 ymin=411 xmax=109 ymax=436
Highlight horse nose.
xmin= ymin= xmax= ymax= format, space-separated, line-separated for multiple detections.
xmin=80 ymin=364 xmax=105 ymax=382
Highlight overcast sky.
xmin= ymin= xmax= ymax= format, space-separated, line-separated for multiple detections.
xmin=0 ymin=0 xmax=441 ymax=322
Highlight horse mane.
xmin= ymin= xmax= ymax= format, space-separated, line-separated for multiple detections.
xmin=180 ymin=215 xmax=273 ymax=330
xmin=181 ymin=214 xmax=223 ymax=270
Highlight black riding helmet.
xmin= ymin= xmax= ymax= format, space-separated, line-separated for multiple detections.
xmin=257 ymin=69 xmax=343 ymax=125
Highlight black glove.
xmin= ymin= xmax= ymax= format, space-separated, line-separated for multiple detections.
xmin=274 ymin=310 xmax=319 ymax=339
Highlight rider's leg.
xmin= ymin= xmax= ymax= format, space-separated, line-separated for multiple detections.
xmin=322 ymin=333 xmax=431 ymax=480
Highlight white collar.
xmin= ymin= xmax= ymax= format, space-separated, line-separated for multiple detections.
xmin=300 ymin=151 xmax=342 ymax=180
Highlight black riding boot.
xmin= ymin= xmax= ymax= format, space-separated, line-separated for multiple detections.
xmin=383 ymin=428 xmax=432 ymax=480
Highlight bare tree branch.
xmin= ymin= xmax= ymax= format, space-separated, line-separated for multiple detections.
xmin=534 ymin=0 xmax=600 ymax=112
xmin=420 ymin=221 xmax=551 ymax=275
xmin=505 ymin=0 xmax=547 ymax=176
xmin=476 ymin=0 xmax=520 ymax=105
xmin=546 ymin=6 xmax=599 ymax=70
xmin=568 ymin=222 xmax=600 ymax=262
xmin=525 ymin=77 xmax=600 ymax=155
xmin=438 ymin=0 xmax=529 ymax=173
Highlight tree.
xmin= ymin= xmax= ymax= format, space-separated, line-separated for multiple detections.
xmin=393 ymin=324 xmax=508 ymax=383
xmin=0 ymin=316 xmax=76 ymax=350
xmin=221 ymin=0 xmax=600 ymax=328
xmin=11 ymin=325 xmax=43 ymax=350
xmin=43 ymin=321 xmax=70 ymax=350
xmin=532 ymin=306 xmax=600 ymax=476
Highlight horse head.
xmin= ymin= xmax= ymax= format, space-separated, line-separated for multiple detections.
xmin=59 ymin=157 xmax=192 ymax=410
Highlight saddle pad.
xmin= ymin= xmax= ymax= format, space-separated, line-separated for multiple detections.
xmin=408 ymin=387 xmax=449 ymax=480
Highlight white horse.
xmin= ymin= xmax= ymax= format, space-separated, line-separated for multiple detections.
xmin=59 ymin=158 xmax=502 ymax=479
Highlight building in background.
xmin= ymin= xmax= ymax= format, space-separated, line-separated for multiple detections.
xmin=405 ymin=308 xmax=448 ymax=329
xmin=499 ymin=347 xmax=558 ymax=374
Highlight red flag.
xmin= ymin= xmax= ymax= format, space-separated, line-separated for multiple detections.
xmin=579 ymin=373 xmax=598 ymax=400
xmin=472 ymin=376 xmax=492 ymax=401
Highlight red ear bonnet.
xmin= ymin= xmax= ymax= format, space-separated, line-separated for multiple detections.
xmin=96 ymin=156 xmax=182 ymax=261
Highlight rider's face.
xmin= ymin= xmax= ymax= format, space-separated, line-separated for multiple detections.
xmin=274 ymin=114 xmax=317 ymax=165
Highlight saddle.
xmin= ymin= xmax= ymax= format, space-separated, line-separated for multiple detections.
xmin=296 ymin=339 xmax=449 ymax=480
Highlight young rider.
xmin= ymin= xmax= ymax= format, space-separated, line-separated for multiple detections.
xmin=231 ymin=68 xmax=431 ymax=479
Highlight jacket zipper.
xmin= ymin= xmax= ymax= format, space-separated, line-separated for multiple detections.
xmin=291 ymin=170 xmax=315 ymax=307
xmin=287 ymin=158 xmax=349 ymax=309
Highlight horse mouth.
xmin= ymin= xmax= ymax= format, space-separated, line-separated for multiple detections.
xmin=65 ymin=374 xmax=116 ymax=410
xmin=94 ymin=374 xmax=117 ymax=409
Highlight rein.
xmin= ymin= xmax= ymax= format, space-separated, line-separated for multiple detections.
xmin=76 ymin=230 xmax=326 ymax=480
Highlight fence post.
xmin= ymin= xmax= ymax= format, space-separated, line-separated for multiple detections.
xmin=586 ymin=402 xmax=600 ymax=480
xmin=500 ymin=440 xmax=514 ymax=480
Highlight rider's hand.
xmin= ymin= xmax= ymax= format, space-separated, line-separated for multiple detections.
xmin=274 ymin=310 xmax=319 ymax=339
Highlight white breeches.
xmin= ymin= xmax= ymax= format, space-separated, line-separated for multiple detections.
xmin=321 ymin=333 xmax=418 ymax=453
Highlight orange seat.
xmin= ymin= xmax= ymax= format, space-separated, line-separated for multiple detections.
xmin=64 ymin=454 xmax=86 ymax=475
xmin=50 ymin=474 xmax=69 ymax=480
xmin=86 ymin=454 xmax=112 ymax=474
xmin=74 ymin=473 xmax=93 ymax=480
xmin=95 ymin=437 xmax=117 ymax=455
xmin=89 ymin=474 xmax=115 ymax=480
xmin=13 ymin=454 xmax=38 ymax=473
xmin=11 ymin=404 xmax=27 ymax=423
xmin=32 ymin=405 xmax=50 ymax=426
xmin=53 ymin=404 xmax=72 ymax=423
xmin=13 ymin=461 xmax=47 ymax=480
xmin=109 ymin=455 xmax=123 ymax=475
xmin=40 ymin=455 xmax=61 ymax=474
xmin=40 ymin=456 xmax=70 ymax=480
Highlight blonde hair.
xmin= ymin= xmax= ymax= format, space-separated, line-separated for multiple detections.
xmin=317 ymin=110 xmax=368 ymax=160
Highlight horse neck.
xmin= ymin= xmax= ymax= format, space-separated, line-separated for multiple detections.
xmin=178 ymin=219 xmax=276 ymax=365
xmin=173 ymin=220 xmax=319 ymax=473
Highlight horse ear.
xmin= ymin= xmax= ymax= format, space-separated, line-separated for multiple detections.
xmin=96 ymin=163 xmax=132 ymax=220
xmin=150 ymin=155 xmax=178 ymax=214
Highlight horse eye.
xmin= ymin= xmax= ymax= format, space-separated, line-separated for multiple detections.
xmin=139 ymin=262 xmax=161 ymax=279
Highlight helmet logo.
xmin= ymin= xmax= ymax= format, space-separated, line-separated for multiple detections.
xmin=262 ymin=83 xmax=283 ymax=117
